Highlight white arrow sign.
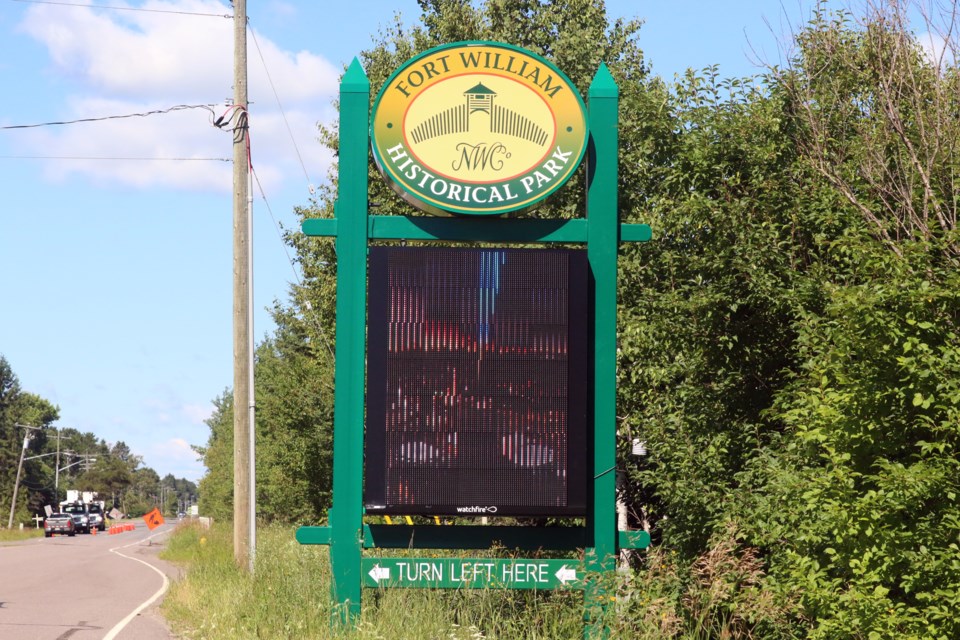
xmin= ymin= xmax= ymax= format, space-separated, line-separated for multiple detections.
xmin=555 ymin=565 xmax=578 ymax=584
xmin=368 ymin=564 xmax=391 ymax=583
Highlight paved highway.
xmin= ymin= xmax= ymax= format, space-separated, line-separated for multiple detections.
xmin=0 ymin=522 xmax=179 ymax=639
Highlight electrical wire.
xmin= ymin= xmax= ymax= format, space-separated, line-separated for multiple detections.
xmin=239 ymin=19 xmax=337 ymax=366
xmin=227 ymin=104 xmax=336 ymax=370
xmin=250 ymin=165 xmax=300 ymax=288
xmin=0 ymin=155 xmax=229 ymax=161
xmin=11 ymin=0 xmax=232 ymax=18
xmin=213 ymin=98 xmax=336 ymax=374
xmin=250 ymin=165 xmax=335 ymax=370
xmin=1 ymin=104 xmax=220 ymax=130
xmin=248 ymin=24 xmax=314 ymax=194
xmin=6 ymin=3 xmax=333 ymax=370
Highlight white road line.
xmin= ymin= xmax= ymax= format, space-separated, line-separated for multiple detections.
xmin=103 ymin=527 xmax=171 ymax=640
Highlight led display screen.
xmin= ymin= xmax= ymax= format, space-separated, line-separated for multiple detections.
xmin=365 ymin=246 xmax=589 ymax=516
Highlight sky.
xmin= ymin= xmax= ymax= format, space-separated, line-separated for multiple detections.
xmin=0 ymin=0 xmax=824 ymax=483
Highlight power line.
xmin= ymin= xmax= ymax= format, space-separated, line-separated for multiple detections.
xmin=243 ymin=18 xmax=329 ymax=369
xmin=248 ymin=24 xmax=314 ymax=194
xmin=0 ymin=155 xmax=230 ymax=161
xmin=250 ymin=165 xmax=335 ymax=372
xmin=1 ymin=104 xmax=220 ymax=130
xmin=8 ymin=4 xmax=327 ymax=376
xmin=251 ymin=165 xmax=300 ymax=286
xmin=12 ymin=0 xmax=232 ymax=18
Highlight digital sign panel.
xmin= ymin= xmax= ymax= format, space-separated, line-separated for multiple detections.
xmin=365 ymin=246 xmax=589 ymax=516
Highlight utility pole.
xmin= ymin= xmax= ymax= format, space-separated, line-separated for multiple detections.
xmin=51 ymin=427 xmax=72 ymax=502
xmin=232 ymin=0 xmax=256 ymax=573
xmin=78 ymin=453 xmax=97 ymax=472
xmin=7 ymin=423 xmax=42 ymax=529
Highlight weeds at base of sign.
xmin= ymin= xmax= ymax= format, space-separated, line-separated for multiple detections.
xmin=163 ymin=522 xmax=589 ymax=639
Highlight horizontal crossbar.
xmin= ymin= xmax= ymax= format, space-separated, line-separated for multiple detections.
xmin=295 ymin=525 xmax=650 ymax=550
xmin=301 ymin=214 xmax=651 ymax=244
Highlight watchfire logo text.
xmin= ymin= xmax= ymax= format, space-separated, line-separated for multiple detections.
xmin=455 ymin=506 xmax=499 ymax=514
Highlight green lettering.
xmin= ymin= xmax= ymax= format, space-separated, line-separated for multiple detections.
xmin=539 ymin=74 xmax=563 ymax=98
xmin=459 ymin=51 xmax=482 ymax=68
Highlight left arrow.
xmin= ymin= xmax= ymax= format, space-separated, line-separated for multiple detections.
xmin=555 ymin=565 xmax=578 ymax=584
xmin=368 ymin=564 xmax=390 ymax=583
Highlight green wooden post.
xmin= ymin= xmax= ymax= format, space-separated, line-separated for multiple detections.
xmin=585 ymin=62 xmax=619 ymax=637
xmin=328 ymin=58 xmax=370 ymax=625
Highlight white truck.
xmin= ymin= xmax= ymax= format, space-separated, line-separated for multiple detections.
xmin=59 ymin=490 xmax=107 ymax=533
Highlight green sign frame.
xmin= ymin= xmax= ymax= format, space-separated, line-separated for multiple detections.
xmin=297 ymin=51 xmax=650 ymax=640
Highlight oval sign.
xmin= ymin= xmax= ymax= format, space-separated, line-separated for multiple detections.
xmin=371 ymin=41 xmax=589 ymax=217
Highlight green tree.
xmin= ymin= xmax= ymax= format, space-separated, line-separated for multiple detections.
xmin=157 ymin=473 xmax=197 ymax=517
xmin=79 ymin=455 xmax=134 ymax=512
xmin=56 ymin=429 xmax=109 ymax=497
xmin=196 ymin=391 xmax=234 ymax=522
xmin=0 ymin=356 xmax=175 ymax=525
xmin=616 ymin=1 xmax=960 ymax=636
xmin=778 ymin=1 xmax=960 ymax=265
xmin=1 ymin=357 xmax=26 ymax=524
xmin=732 ymin=2 xmax=960 ymax=637
xmin=15 ymin=393 xmax=61 ymax=516
xmin=0 ymin=357 xmax=62 ymax=525
xmin=126 ymin=467 xmax=160 ymax=516
xmin=252 ymin=330 xmax=333 ymax=523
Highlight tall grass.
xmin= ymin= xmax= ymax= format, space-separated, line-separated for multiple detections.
xmin=160 ymin=522 xmax=798 ymax=639
xmin=0 ymin=527 xmax=43 ymax=542
xmin=160 ymin=522 xmax=584 ymax=639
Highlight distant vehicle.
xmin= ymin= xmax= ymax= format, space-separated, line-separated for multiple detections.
xmin=44 ymin=513 xmax=76 ymax=537
xmin=87 ymin=503 xmax=106 ymax=532
xmin=61 ymin=503 xmax=91 ymax=534
xmin=59 ymin=490 xmax=107 ymax=534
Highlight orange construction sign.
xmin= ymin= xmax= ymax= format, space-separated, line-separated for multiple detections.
xmin=144 ymin=507 xmax=165 ymax=530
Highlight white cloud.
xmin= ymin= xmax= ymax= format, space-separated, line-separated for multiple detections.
xmin=146 ymin=436 xmax=206 ymax=481
xmin=182 ymin=402 xmax=213 ymax=424
xmin=155 ymin=436 xmax=195 ymax=457
xmin=142 ymin=391 xmax=213 ymax=426
xmin=17 ymin=0 xmax=337 ymax=193
xmin=265 ymin=0 xmax=297 ymax=20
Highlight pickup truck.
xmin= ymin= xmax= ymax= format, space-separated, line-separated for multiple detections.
xmin=87 ymin=503 xmax=106 ymax=532
xmin=44 ymin=513 xmax=76 ymax=537
xmin=61 ymin=503 xmax=91 ymax=534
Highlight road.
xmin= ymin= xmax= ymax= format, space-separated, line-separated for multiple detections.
xmin=0 ymin=522 xmax=179 ymax=640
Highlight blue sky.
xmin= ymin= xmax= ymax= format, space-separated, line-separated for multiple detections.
xmin=0 ymin=0 xmax=820 ymax=482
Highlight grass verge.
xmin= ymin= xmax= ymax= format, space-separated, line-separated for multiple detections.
xmin=159 ymin=521 xmax=803 ymax=639
xmin=159 ymin=521 xmax=585 ymax=639
xmin=0 ymin=527 xmax=44 ymax=542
